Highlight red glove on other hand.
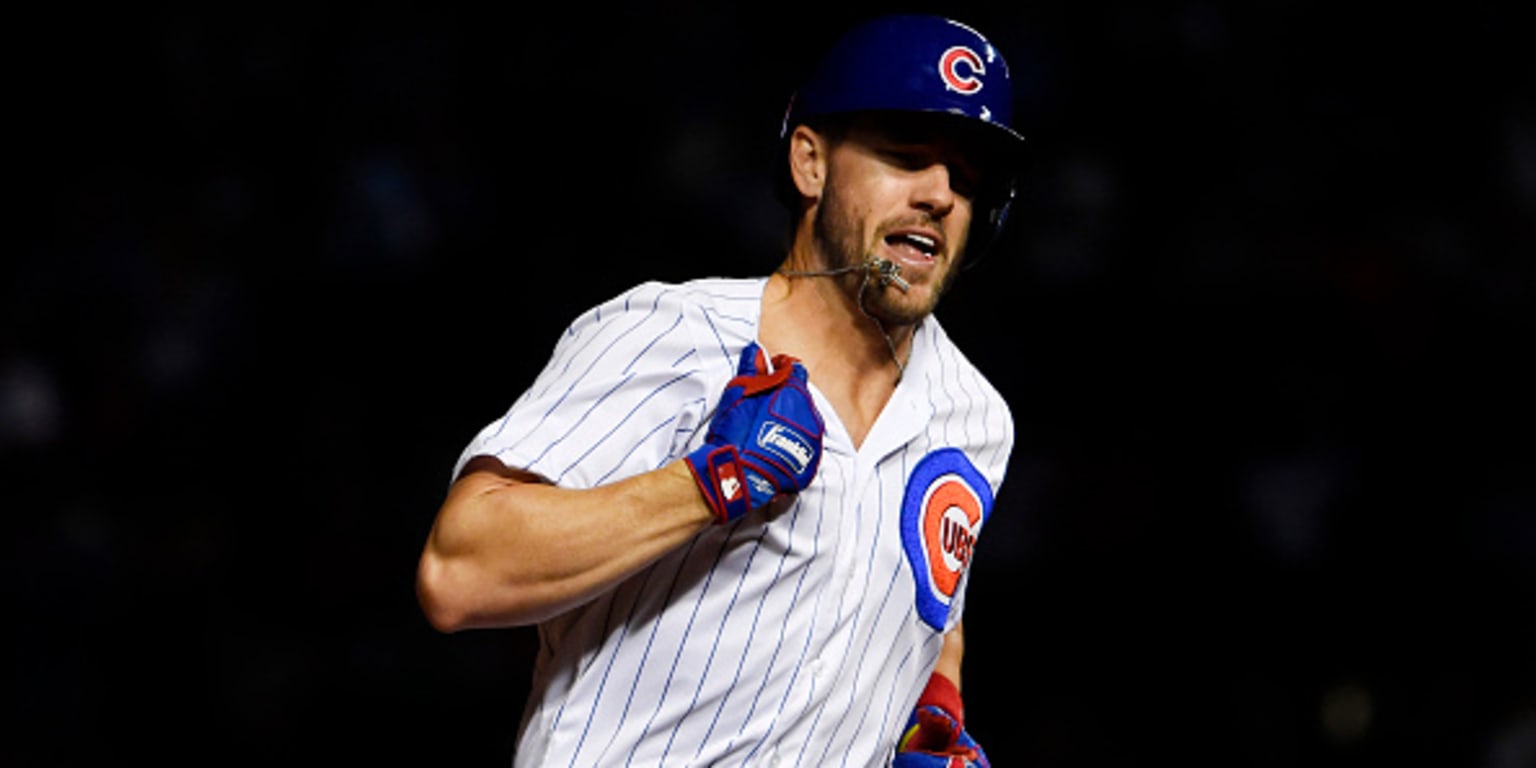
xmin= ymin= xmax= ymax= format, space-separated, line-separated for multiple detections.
xmin=894 ymin=673 xmax=990 ymax=768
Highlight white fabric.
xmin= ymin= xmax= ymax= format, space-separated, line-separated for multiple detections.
xmin=454 ymin=277 xmax=1014 ymax=767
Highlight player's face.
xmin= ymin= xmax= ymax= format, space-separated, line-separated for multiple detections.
xmin=812 ymin=116 xmax=983 ymax=325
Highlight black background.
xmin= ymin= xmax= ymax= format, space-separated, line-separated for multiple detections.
xmin=8 ymin=2 xmax=1534 ymax=766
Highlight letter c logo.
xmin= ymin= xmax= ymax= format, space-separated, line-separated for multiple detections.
xmin=939 ymin=46 xmax=985 ymax=94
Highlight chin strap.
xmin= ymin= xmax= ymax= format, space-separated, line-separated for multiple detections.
xmin=776 ymin=257 xmax=911 ymax=383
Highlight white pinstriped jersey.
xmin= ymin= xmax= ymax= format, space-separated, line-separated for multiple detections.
xmin=453 ymin=277 xmax=1013 ymax=767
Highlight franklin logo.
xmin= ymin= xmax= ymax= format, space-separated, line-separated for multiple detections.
xmin=756 ymin=422 xmax=812 ymax=474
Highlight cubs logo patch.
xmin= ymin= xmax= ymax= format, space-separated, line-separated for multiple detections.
xmin=901 ymin=448 xmax=994 ymax=631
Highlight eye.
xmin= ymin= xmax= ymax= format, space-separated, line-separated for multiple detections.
xmin=877 ymin=142 xmax=983 ymax=199
xmin=881 ymin=148 xmax=929 ymax=169
xmin=947 ymin=165 xmax=981 ymax=198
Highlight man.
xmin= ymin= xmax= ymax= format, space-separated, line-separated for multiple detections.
xmin=416 ymin=13 xmax=1024 ymax=766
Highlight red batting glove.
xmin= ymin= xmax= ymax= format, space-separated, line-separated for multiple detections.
xmin=894 ymin=673 xmax=990 ymax=768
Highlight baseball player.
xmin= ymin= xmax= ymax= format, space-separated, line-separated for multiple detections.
xmin=416 ymin=13 xmax=1024 ymax=767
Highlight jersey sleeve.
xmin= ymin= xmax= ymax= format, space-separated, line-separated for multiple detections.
xmin=452 ymin=282 xmax=716 ymax=490
xmin=944 ymin=355 xmax=1015 ymax=633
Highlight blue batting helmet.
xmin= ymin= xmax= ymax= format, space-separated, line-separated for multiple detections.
xmin=778 ymin=14 xmax=1027 ymax=258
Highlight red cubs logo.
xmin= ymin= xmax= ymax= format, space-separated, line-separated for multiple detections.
xmin=901 ymin=448 xmax=994 ymax=631
xmin=920 ymin=474 xmax=984 ymax=597
xmin=939 ymin=45 xmax=985 ymax=94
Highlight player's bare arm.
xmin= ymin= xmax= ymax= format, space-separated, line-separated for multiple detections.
xmin=934 ymin=621 xmax=965 ymax=689
xmin=419 ymin=343 xmax=822 ymax=632
xmin=416 ymin=454 xmax=713 ymax=631
xmin=897 ymin=622 xmax=989 ymax=766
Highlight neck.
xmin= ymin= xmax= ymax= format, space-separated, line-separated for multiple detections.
xmin=766 ymin=263 xmax=915 ymax=384
xmin=760 ymin=268 xmax=916 ymax=449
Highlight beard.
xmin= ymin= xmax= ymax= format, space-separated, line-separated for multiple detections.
xmin=811 ymin=182 xmax=964 ymax=327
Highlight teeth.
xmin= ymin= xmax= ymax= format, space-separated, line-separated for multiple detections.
xmin=890 ymin=233 xmax=937 ymax=254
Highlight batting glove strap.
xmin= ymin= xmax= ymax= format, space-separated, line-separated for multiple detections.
xmin=895 ymin=674 xmax=990 ymax=768
xmin=685 ymin=445 xmax=753 ymax=524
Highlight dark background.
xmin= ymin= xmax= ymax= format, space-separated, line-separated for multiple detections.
xmin=7 ymin=1 xmax=1534 ymax=766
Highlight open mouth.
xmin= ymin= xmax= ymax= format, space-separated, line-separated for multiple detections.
xmin=884 ymin=231 xmax=941 ymax=261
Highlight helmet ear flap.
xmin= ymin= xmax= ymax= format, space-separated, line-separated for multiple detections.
xmin=961 ymin=178 xmax=1016 ymax=269
xmin=989 ymin=182 xmax=1015 ymax=230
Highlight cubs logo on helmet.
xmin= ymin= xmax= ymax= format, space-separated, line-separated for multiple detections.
xmin=939 ymin=45 xmax=985 ymax=94
xmin=900 ymin=448 xmax=995 ymax=631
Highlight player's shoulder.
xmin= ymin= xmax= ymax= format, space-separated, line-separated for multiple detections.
xmin=588 ymin=277 xmax=765 ymax=314
xmin=569 ymin=276 xmax=763 ymax=330
xmin=918 ymin=317 xmax=1012 ymax=406
xmin=670 ymin=276 xmax=769 ymax=312
xmin=559 ymin=276 xmax=767 ymax=351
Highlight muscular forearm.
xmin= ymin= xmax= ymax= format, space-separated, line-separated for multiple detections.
xmin=416 ymin=455 xmax=714 ymax=631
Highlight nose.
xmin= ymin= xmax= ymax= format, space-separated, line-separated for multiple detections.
xmin=911 ymin=162 xmax=957 ymax=216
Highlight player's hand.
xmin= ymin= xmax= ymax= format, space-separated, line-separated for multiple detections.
xmin=893 ymin=673 xmax=990 ymax=768
xmin=685 ymin=342 xmax=824 ymax=523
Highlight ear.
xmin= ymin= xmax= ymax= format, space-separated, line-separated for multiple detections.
xmin=787 ymin=124 xmax=827 ymax=200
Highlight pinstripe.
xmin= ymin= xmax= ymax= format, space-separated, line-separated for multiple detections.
xmin=458 ymin=279 xmax=1013 ymax=766
xmin=961 ymin=350 xmax=1007 ymax=472
xmin=638 ymin=528 xmax=749 ymax=760
xmin=520 ymin=292 xmax=667 ymax=445
xmin=521 ymin=371 xmax=637 ymax=468
xmin=788 ymin=680 xmax=833 ymax=767
xmin=690 ymin=495 xmax=810 ymax=758
xmin=538 ymin=284 xmax=648 ymax=400
xmin=838 ymin=473 xmax=935 ymax=762
xmin=623 ymin=312 xmax=685 ymax=374
xmin=553 ymin=557 xmax=664 ymax=767
xmin=708 ymin=310 xmax=757 ymax=326
xmin=552 ymin=370 xmax=694 ymax=483
xmin=923 ymin=362 xmax=945 ymax=453
xmin=749 ymin=581 xmax=824 ymax=765
xmin=818 ymin=562 xmax=900 ymax=760
xmin=608 ymin=535 xmax=727 ymax=761
xmin=600 ymin=528 xmax=740 ymax=767
xmin=567 ymin=534 xmax=703 ymax=767
xmin=781 ymin=466 xmax=859 ymax=767
xmin=718 ymin=494 xmax=824 ymax=760
xmin=947 ymin=342 xmax=978 ymax=451
xmin=967 ymin=364 xmax=991 ymax=450
xmin=812 ymin=463 xmax=883 ymax=747
xmin=939 ymin=340 xmax=964 ymax=448
xmin=867 ymin=446 xmax=925 ymax=750
xmin=652 ymin=523 xmax=771 ymax=765
xmin=821 ymin=462 xmax=902 ymax=757
xmin=737 ymin=473 xmax=836 ymax=765
xmin=832 ymin=562 xmax=910 ymax=767
xmin=697 ymin=305 xmax=731 ymax=370
xmin=664 ymin=396 xmax=709 ymax=462
xmin=875 ymin=642 xmax=923 ymax=751
xmin=594 ymin=414 xmax=678 ymax=485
